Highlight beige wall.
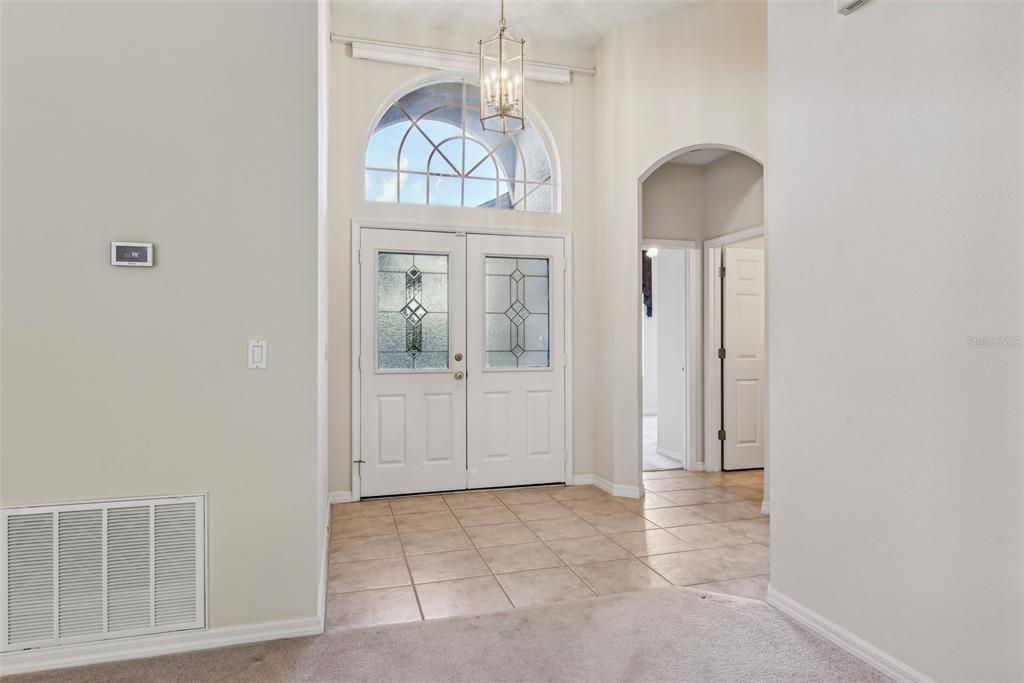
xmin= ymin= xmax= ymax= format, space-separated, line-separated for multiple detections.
xmin=594 ymin=1 xmax=766 ymax=490
xmin=768 ymin=1 xmax=1023 ymax=679
xmin=642 ymin=153 xmax=763 ymax=243
xmin=641 ymin=163 xmax=705 ymax=241
xmin=704 ymin=152 xmax=764 ymax=239
xmin=1 ymin=0 xmax=320 ymax=628
xmin=327 ymin=10 xmax=598 ymax=494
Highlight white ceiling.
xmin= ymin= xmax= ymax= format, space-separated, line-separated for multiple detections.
xmin=331 ymin=1 xmax=683 ymax=49
xmin=670 ymin=148 xmax=733 ymax=166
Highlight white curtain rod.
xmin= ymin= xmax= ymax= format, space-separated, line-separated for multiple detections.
xmin=330 ymin=34 xmax=597 ymax=77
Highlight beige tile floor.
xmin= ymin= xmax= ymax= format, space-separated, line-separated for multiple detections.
xmin=327 ymin=468 xmax=768 ymax=632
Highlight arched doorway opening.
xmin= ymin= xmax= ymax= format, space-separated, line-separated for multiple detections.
xmin=634 ymin=143 xmax=770 ymax=594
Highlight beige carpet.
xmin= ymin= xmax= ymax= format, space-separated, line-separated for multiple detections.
xmin=8 ymin=587 xmax=887 ymax=682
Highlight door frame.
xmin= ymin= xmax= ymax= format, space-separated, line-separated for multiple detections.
xmin=702 ymin=225 xmax=765 ymax=473
xmin=639 ymin=239 xmax=701 ymax=473
xmin=349 ymin=218 xmax=574 ymax=501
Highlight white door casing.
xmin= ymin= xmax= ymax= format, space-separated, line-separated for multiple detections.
xmin=722 ymin=246 xmax=765 ymax=470
xmin=466 ymin=234 xmax=566 ymax=489
xmin=359 ymin=229 xmax=467 ymax=496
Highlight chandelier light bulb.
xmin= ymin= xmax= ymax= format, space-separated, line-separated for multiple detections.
xmin=478 ymin=0 xmax=526 ymax=133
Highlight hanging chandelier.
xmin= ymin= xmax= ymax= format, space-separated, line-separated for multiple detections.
xmin=479 ymin=0 xmax=525 ymax=133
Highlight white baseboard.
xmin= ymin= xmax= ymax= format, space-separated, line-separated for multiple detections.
xmin=766 ymin=587 xmax=932 ymax=683
xmin=329 ymin=490 xmax=354 ymax=504
xmin=0 ymin=616 xmax=323 ymax=676
xmin=654 ymin=446 xmax=685 ymax=464
xmin=569 ymin=473 xmax=642 ymax=498
xmin=760 ymin=500 xmax=770 ymax=515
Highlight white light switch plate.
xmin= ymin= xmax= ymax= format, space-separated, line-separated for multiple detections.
xmin=248 ymin=339 xmax=267 ymax=369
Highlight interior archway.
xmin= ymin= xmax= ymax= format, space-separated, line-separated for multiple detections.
xmin=636 ymin=144 xmax=768 ymax=516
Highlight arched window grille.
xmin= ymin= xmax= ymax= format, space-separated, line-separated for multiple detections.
xmin=365 ymin=80 xmax=557 ymax=212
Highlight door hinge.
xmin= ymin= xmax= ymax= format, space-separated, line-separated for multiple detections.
xmin=719 ymin=265 xmax=726 ymax=278
xmin=717 ymin=428 xmax=727 ymax=441
xmin=358 ymin=249 xmax=362 ymax=264
xmin=358 ymin=355 xmax=362 ymax=371
xmin=717 ymin=348 xmax=726 ymax=360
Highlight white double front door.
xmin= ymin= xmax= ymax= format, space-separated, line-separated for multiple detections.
xmin=359 ymin=228 xmax=566 ymax=497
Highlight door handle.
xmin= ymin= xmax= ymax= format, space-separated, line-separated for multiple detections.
xmin=454 ymin=371 xmax=465 ymax=380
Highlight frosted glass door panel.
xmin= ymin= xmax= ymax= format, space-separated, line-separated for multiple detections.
xmin=378 ymin=252 xmax=449 ymax=370
xmin=484 ymin=257 xmax=549 ymax=368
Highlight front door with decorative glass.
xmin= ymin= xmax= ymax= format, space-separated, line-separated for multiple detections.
xmin=359 ymin=228 xmax=566 ymax=497
xmin=466 ymin=234 xmax=565 ymax=489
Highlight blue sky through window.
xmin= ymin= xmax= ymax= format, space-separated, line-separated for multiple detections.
xmin=364 ymin=82 xmax=555 ymax=211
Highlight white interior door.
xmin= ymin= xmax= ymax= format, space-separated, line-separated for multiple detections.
xmin=359 ymin=229 xmax=467 ymax=496
xmin=723 ymin=246 xmax=765 ymax=470
xmin=655 ymin=248 xmax=688 ymax=462
xmin=466 ymin=234 xmax=566 ymax=489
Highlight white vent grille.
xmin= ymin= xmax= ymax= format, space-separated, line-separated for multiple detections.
xmin=2 ymin=496 xmax=205 ymax=651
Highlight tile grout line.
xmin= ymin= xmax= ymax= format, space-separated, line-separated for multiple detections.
xmin=462 ymin=494 xmax=527 ymax=610
xmin=388 ymin=502 xmax=428 ymax=622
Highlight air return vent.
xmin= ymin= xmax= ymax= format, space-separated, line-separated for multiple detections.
xmin=2 ymin=496 xmax=205 ymax=651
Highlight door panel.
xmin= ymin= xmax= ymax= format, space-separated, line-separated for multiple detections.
xmin=723 ymin=247 xmax=765 ymax=470
xmin=467 ymin=235 xmax=566 ymax=489
xmin=360 ymin=229 xmax=467 ymax=496
xmin=526 ymin=391 xmax=552 ymax=454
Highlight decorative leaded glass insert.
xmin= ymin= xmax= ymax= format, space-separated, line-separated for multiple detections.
xmin=378 ymin=252 xmax=449 ymax=370
xmin=485 ymin=257 xmax=549 ymax=368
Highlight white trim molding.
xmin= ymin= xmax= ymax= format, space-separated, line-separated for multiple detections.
xmin=641 ymin=238 xmax=697 ymax=250
xmin=568 ymin=474 xmax=647 ymax=499
xmin=334 ymin=35 xmax=594 ymax=84
xmin=314 ymin=0 xmax=331 ymax=637
xmin=766 ymin=587 xmax=933 ymax=683
xmin=760 ymin=500 xmax=770 ymax=515
xmin=703 ymin=225 xmax=765 ymax=249
xmin=329 ymin=490 xmax=354 ymax=505
xmin=0 ymin=617 xmax=322 ymax=676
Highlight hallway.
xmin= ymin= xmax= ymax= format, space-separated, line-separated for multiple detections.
xmin=642 ymin=415 xmax=686 ymax=471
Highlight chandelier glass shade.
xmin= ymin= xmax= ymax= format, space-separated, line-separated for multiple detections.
xmin=478 ymin=0 xmax=525 ymax=133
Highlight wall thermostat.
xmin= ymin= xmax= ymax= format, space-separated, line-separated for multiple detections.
xmin=111 ymin=242 xmax=153 ymax=267
xmin=836 ymin=0 xmax=872 ymax=14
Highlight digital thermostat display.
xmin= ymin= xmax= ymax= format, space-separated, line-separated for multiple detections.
xmin=111 ymin=242 xmax=153 ymax=267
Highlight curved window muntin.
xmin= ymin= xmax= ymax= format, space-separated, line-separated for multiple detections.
xmin=365 ymin=78 xmax=558 ymax=212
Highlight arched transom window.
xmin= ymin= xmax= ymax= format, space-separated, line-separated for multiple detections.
xmin=365 ymin=81 xmax=556 ymax=212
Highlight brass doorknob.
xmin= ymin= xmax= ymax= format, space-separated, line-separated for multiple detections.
xmin=454 ymin=371 xmax=465 ymax=380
